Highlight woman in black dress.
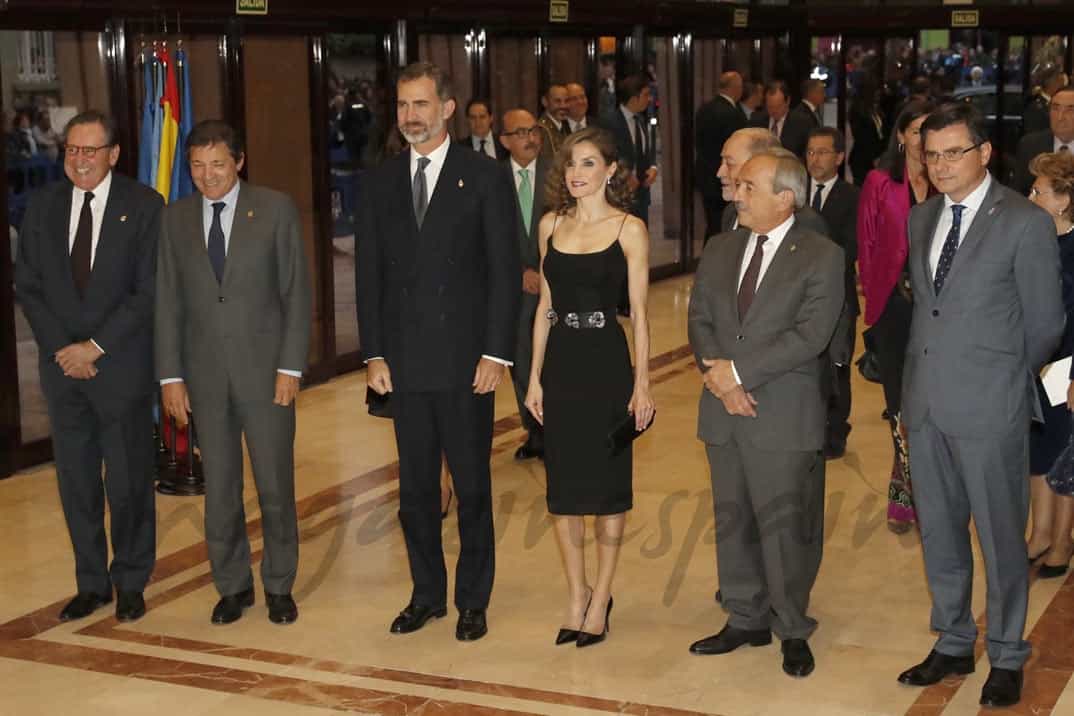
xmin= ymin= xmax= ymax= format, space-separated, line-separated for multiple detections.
xmin=1025 ymin=151 xmax=1074 ymax=577
xmin=524 ymin=128 xmax=654 ymax=647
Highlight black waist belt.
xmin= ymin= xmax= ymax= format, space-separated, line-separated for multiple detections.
xmin=547 ymin=309 xmax=613 ymax=329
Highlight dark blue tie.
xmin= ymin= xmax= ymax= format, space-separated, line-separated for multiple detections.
xmin=933 ymin=204 xmax=964 ymax=295
xmin=207 ymin=201 xmax=226 ymax=283
xmin=812 ymin=183 xmax=824 ymax=212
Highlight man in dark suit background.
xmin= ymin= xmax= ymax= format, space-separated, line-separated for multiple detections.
xmin=498 ymin=108 xmax=547 ymax=460
xmin=1022 ymin=65 xmax=1068 ymax=137
xmin=156 ymin=120 xmax=312 ymax=626
xmin=565 ymin=82 xmax=600 ymax=133
xmin=688 ymin=149 xmax=844 ymax=678
xmin=458 ymin=98 xmax=508 ymax=162
xmin=357 ymin=62 xmax=520 ymax=642
xmin=1015 ymin=86 xmax=1074 ymax=195
xmin=806 ymin=127 xmax=861 ymax=458
xmin=695 ymin=71 xmax=748 ymax=241
xmin=607 ymin=74 xmax=658 ymax=223
xmin=750 ymin=80 xmax=816 ymax=161
xmin=15 ymin=110 xmax=162 ymax=623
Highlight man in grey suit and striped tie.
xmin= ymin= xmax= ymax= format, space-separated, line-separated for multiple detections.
xmin=896 ymin=103 xmax=1064 ymax=708
xmin=156 ymin=120 xmax=312 ymax=627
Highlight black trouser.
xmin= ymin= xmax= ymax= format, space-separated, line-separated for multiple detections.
xmin=826 ymin=316 xmax=858 ymax=445
xmin=392 ymin=389 xmax=496 ymax=610
xmin=870 ymin=291 xmax=913 ymax=414
xmin=47 ymin=388 xmax=156 ymax=595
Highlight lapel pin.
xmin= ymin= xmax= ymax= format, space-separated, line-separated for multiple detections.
xmin=789 ymin=244 xmax=798 ymax=253
xmin=458 ymin=179 xmax=465 ymax=188
xmin=987 ymin=206 xmax=997 ymax=216
xmin=119 ymin=215 xmax=127 ymax=222
xmin=248 ymin=210 xmax=254 ymax=218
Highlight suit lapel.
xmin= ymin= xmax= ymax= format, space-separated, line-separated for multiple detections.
xmin=222 ymin=183 xmax=255 ymax=287
xmin=742 ymin=225 xmax=797 ymax=328
xmin=419 ymin=143 xmax=465 ymax=244
xmin=937 ymin=179 xmax=1004 ymax=298
xmin=725 ymin=228 xmax=750 ymax=327
xmin=51 ymin=182 xmax=75 ymax=293
xmin=918 ymin=196 xmax=944 ymax=292
xmin=531 ymin=158 xmax=547 ymax=232
xmin=85 ymin=175 xmax=127 ymax=298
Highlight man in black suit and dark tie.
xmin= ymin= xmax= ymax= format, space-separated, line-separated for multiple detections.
xmin=806 ymin=127 xmax=861 ymax=459
xmin=695 ymin=71 xmax=748 ymax=241
xmin=607 ymin=74 xmax=658 ymax=223
xmin=357 ymin=62 xmax=520 ymax=642
xmin=1015 ymin=86 xmax=1074 ymax=195
xmin=498 ymin=108 xmax=547 ymax=460
xmin=14 ymin=110 xmax=163 ymax=623
xmin=458 ymin=98 xmax=508 ymax=162
xmin=750 ymin=80 xmax=816 ymax=161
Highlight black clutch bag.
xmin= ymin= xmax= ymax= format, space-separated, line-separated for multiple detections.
xmin=366 ymin=387 xmax=393 ymax=419
xmin=606 ymin=409 xmax=655 ymax=456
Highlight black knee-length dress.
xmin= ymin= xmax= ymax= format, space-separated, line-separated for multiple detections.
xmin=541 ymin=220 xmax=634 ymax=515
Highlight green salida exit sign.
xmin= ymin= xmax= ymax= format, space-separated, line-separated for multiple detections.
xmin=237 ymin=0 xmax=268 ymax=15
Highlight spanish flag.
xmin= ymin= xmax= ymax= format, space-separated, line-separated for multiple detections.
xmin=154 ymin=48 xmax=180 ymax=203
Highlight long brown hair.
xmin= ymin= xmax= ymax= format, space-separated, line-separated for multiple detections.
xmin=545 ymin=127 xmax=634 ymax=215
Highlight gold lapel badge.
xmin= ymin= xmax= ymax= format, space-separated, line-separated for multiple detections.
xmin=458 ymin=179 xmax=464 ymax=188
xmin=119 ymin=215 xmax=128 ymax=222
xmin=248 ymin=210 xmax=255 ymax=218
xmin=789 ymin=244 xmax=798 ymax=253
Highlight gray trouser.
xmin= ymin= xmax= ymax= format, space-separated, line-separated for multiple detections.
xmin=706 ymin=438 xmax=825 ymax=640
xmin=908 ymin=419 xmax=1031 ymax=669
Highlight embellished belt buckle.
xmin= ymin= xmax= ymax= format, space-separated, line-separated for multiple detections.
xmin=565 ymin=312 xmax=580 ymax=329
xmin=546 ymin=309 xmax=559 ymax=326
xmin=584 ymin=311 xmax=606 ymax=328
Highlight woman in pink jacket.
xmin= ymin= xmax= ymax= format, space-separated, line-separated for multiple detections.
xmin=857 ymin=99 xmax=935 ymax=533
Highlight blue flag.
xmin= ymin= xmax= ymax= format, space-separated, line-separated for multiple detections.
xmin=137 ymin=56 xmax=156 ymax=187
xmin=169 ymin=48 xmax=195 ymax=202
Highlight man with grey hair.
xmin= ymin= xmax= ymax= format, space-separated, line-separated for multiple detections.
xmin=696 ymin=71 xmax=748 ymax=239
xmin=687 ymin=149 xmax=844 ymax=678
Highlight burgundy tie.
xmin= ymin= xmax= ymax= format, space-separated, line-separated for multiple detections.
xmin=737 ymin=235 xmax=768 ymax=320
xmin=70 ymin=191 xmax=94 ymax=298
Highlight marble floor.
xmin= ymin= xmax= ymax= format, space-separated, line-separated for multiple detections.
xmin=3 ymin=273 xmax=1074 ymax=715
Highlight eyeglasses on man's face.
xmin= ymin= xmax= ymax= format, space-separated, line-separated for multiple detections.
xmin=501 ymin=126 xmax=541 ymax=139
xmin=805 ymin=148 xmax=837 ymax=158
xmin=64 ymin=143 xmax=113 ymax=158
xmin=923 ymin=143 xmax=982 ymax=165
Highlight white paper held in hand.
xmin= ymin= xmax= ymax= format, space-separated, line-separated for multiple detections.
xmin=1041 ymin=356 xmax=1072 ymax=407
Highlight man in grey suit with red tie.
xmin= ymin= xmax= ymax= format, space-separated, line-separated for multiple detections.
xmin=156 ymin=120 xmax=312 ymax=626
xmin=357 ymin=62 xmax=519 ymax=642
xmin=687 ymin=149 xmax=844 ymax=678
xmin=897 ymin=103 xmax=1064 ymax=708
xmin=15 ymin=110 xmax=162 ymax=623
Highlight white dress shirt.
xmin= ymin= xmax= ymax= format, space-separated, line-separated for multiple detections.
xmin=68 ymin=170 xmax=113 ymax=353
xmin=1054 ymin=136 xmax=1074 ymax=154
xmin=808 ymin=176 xmax=836 ymax=210
xmin=470 ymin=133 xmax=497 ymax=159
xmin=568 ymin=117 xmax=588 ymax=133
xmin=731 ymin=214 xmax=796 ymax=384
xmin=929 ymin=172 xmax=992 ymax=279
xmin=769 ymin=115 xmax=784 ymax=139
xmin=619 ymin=104 xmax=648 ymax=160
xmin=367 ymin=133 xmax=511 ymax=367
xmin=161 ymin=180 xmax=301 ymax=384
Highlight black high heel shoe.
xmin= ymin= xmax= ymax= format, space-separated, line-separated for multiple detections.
xmin=555 ymin=589 xmax=593 ymax=645
xmin=576 ymin=595 xmax=612 ymax=648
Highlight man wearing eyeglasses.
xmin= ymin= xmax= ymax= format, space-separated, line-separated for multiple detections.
xmin=1015 ymin=86 xmax=1074 ymax=195
xmin=898 ymin=102 xmax=1064 ymax=709
xmin=14 ymin=110 xmax=163 ymax=624
xmin=499 ymin=109 xmax=546 ymax=460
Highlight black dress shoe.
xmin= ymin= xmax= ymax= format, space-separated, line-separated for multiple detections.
xmin=980 ymin=667 xmax=1022 ymax=707
xmin=456 ymin=608 xmax=488 ymax=641
xmin=266 ymin=592 xmax=298 ymax=625
xmin=782 ymin=639 xmax=815 ymax=677
xmin=576 ymin=596 xmax=613 ymax=648
xmin=390 ymin=603 xmax=447 ymax=634
xmin=689 ymin=624 xmax=771 ymax=655
xmin=514 ymin=435 xmax=544 ymax=460
xmin=211 ymin=587 xmax=255 ymax=625
xmin=115 ymin=591 xmax=146 ymax=622
xmin=714 ymin=589 xmax=722 ymax=603
xmin=1039 ymin=563 xmax=1070 ymax=579
xmin=59 ymin=591 xmax=113 ymax=621
xmin=823 ymin=441 xmax=846 ymax=460
xmin=897 ymin=649 xmax=975 ymax=686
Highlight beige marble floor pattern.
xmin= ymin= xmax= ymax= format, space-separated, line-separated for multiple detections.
xmin=3 ymin=274 xmax=1074 ymax=715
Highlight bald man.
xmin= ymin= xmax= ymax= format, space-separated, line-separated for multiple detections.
xmin=695 ymin=71 xmax=748 ymax=240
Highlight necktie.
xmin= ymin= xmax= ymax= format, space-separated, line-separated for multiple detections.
xmin=933 ymin=204 xmax=964 ymax=295
xmin=207 ymin=201 xmax=226 ymax=284
xmin=70 ymin=191 xmax=94 ymax=298
xmin=479 ymin=138 xmax=488 ymax=156
xmin=413 ymin=156 xmax=431 ymax=228
xmin=517 ymin=168 xmax=533 ymax=234
xmin=633 ymin=115 xmax=647 ymax=164
xmin=737 ymin=235 xmax=768 ymax=320
xmin=812 ymin=183 xmax=825 ymax=212
xmin=1061 ymin=144 xmax=1071 ymax=153
xmin=770 ymin=118 xmax=780 ymax=137
xmin=560 ymin=120 xmax=571 ymax=137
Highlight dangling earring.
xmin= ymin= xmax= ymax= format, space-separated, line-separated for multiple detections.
xmin=897 ymin=142 xmax=905 ymax=154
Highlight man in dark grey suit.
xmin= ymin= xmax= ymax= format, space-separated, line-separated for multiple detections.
xmin=896 ymin=103 xmax=1064 ymax=709
xmin=499 ymin=108 xmax=547 ymax=460
xmin=1014 ymin=86 xmax=1074 ymax=195
xmin=687 ymin=150 xmax=844 ymax=679
xmin=750 ymin=81 xmax=815 ymax=161
xmin=695 ymin=71 xmax=748 ymax=241
xmin=156 ymin=120 xmax=312 ymax=626
xmin=15 ymin=111 xmax=162 ymax=623
xmin=358 ymin=62 xmax=520 ymax=642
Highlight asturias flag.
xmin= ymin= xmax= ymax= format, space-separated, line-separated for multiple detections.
xmin=154 ymin=48 xmax=180 ymax=202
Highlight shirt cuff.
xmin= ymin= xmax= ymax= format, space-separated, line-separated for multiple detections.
xmin=160 ymin=378 xmax=183 ymax=385
xmin=277 ymin=369 xmax=302 ymax=378
xmin=482 ymin=354 xmax=513 ymax=367
xmin=730 ymin=360 xmax=742 ymax=386
xmin=364 ymin=356 xmax=384 ymax=364
xmin=90 ymin=339 xmax=104 ymax=354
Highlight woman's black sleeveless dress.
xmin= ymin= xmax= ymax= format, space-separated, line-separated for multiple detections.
xmin=540 ymin=218 xmax=634 ymax=515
